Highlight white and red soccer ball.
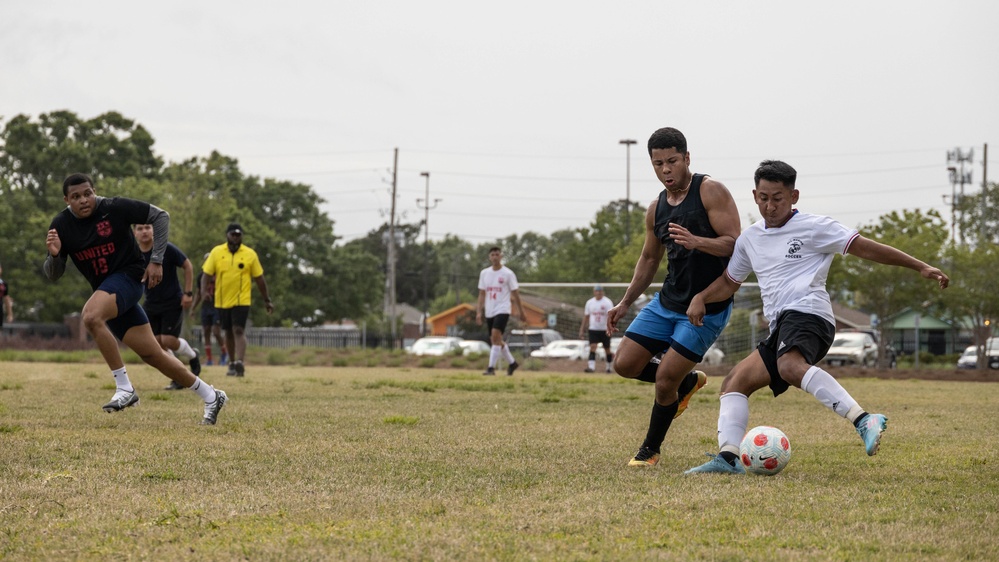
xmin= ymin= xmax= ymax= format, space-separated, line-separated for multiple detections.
xmin=739 ymin=426 xmax=792 ymax=475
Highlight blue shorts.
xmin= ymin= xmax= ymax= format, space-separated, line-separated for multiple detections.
xmin=96 ymin=273 xmax=149 ymax=341
xmin=624 ymin=293 xmax=732 ymax=363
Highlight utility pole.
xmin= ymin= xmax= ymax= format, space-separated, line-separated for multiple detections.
xmin=417 ymin=171 xmax=441 ymax=337
xmin=619 ymin=139 xmax=637 ymax=244
xmin=946 ymin=147 xmax=973 ymax=244
xmin=387 ymin=148 xmax=399 ymax=348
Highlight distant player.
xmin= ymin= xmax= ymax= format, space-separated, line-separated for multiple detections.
xmin=476 ymin=246 xmax=527 ymax=375
xmin=43 ymin=173 xmax=227 ymax=424
xmin=578 ymin=285 xmax=614 ymax=373
xmin=685 ymin=160 xmax=949 ymax=474
xmin=133 ymin=224 xmax=201 ymax=390
xmin=192 ymin=255 xmax=228 ymax=367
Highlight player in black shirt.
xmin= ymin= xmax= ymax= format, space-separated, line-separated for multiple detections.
xmin=43 ymin=173 xmax=227 ymax=425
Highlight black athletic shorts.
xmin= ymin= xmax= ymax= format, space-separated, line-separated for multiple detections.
xmin=587 ymin=329 xmax=611 ymax=347
xmin=758 ymin=309 xmax=835 ymax=397
xmin=147 ymin=306 xmax=184 ymax=338
xmin=220 ymin=306 xmax=251 ymax=331
xmin=486 ymin=314 xmax=510 ymax=334
xmin=201 ymin=301 xmax=221 ymax=327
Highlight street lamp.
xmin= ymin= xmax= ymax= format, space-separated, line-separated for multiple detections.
xmin=416 ymin=172 xmax=441 ymax=336
xmin=619 ymin=139 xmax=637 ymax=244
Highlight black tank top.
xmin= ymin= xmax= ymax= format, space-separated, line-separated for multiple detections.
xmin=653 ymin=173 xmax=732 ymax=314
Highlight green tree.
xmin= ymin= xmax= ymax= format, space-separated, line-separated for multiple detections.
xmin=940 ymin=243 xmax=999 ymax=367
xmin=955 ymin=181 xmax=999 ymax=247
xmin=833 ymin=209 xmax=949 ymax=365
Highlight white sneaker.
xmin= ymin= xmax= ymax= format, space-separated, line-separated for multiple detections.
xmin=102 ymin=389 xmax=139 ymax=412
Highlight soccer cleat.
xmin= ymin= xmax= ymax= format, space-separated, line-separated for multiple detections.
xmin=684 ymin=453 xmax=745 ymax=475
xmin=482 ymin=367 xmax=496 ymax=376
xmin=856 ymin=413 xmax=888 ymax=456
xmin=189 ymin=349 xmax=202 ymax=376
xmin=605 ymin=366 xmax=613 ymax=373
xmin=233 ymin=361 xmax=245 ymax=377
xmin=507 ymin=362 xmax=519 ymax=376
xmin=583 ymin=368 xmax=595 ymax=373
xmin=200 ymin=390 xmax=228 ymax=425
xmin=164 ymin=380 xmax=185 ymax=391
xmin=205 ymin=359 xmax=214 ymax=366
xmin=226 ymin=364 xmax=237 ymax=377
xmin=102 ymin=389 xmax=139 ymax=412
xmin=674 ymin=370 xmax=708 ymax=419
xmin=219 ymin=352 xmax=228 ymax=366
xmin=627 ymin=447 xmax=661 ymax=467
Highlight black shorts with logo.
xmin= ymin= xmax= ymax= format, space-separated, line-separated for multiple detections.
xmin=758 ymin=309 xmax=835 ymax=397
xmin=486 ymin=314 xmax=510 ymax=334
xmin=147 ymin=306 xmax=184 ymax=338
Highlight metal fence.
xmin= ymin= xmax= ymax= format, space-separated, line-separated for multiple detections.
xmin=191 ymin=327 xmax=365 ymax=349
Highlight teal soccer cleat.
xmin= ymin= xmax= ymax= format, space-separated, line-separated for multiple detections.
xmin=684 ymin=453 xmax=745 ymax=475
xmin=856 ymin=413 xmax=888 ymax=456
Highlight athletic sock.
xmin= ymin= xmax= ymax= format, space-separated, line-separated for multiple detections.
xmin=190 ymin=377 xmax=216 ymax=403
xmin=112 ymin=367 xmax=133 ymax=393
xmin=489 ymin=346 xmax=501 ymax=369
xmin=204 ymin=346 xmax=213 ymax=362
xmin=636 ymin=360 xmax=658 ymax=383
xmin=800 ymin=365 xmax=859 ymax=418
xmin=588 ymin=359 xmax=596 ymax=370
xmin=718 ymin=392 xmax=749 ymax=455
xmin=501 ymin=344 xmax=516 ymax=364
xmin=174 ymin=338 xmax=196 ymax=361
xmin=640 ymin=399 xmax=680 ymax=453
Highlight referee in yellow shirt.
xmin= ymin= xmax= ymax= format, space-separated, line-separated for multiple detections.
xmin=201 ymin=223 xmax=274 ymax=377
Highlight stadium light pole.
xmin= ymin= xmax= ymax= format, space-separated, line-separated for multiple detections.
xmin=619 ymin=139 xmax=637 ymax=244
xmin=417 ymin=172 xmax=441 ymax=336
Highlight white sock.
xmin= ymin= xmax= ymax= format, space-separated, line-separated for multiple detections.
xmin=190 ymin=378 xmax=216 ymax=403
xmin=718 ymin=392 xmax=749 ymax=455
xmin=502 ymin=344 xmax=516 ymax=364
xmin=174 ymin=338 xmax=196 ymax=361
xmin=588 ymin=359 xmax=596 ymax=370
xmin=112 ymin=367 xmax=133 ymax=393
xmin=489 ymin=345 xmax=501 ymax=369
xmin=801 ymin=365 xmax=859 ymax=418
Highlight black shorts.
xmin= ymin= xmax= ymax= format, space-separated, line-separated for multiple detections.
xmin=201 ymin=302 xmax=220 ymax=327
xmin=758 ymin=309 xmax=835 ymax=397
xmin=220 ymin=306 xmax=250 ymax=331
xmin=486 ymin=314 xmax=510 ymax=334
xmin=146 ymin=306 xmax=184 ymax=338
xmin=587 ymin=329 xmax=611 ymax=347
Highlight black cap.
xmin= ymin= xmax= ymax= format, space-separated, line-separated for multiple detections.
xmin=226 ymin=223 xmax=243 ymax=234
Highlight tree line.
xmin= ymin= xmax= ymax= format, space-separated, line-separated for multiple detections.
xmin=2 ymin=111 xmax=996 ymax=360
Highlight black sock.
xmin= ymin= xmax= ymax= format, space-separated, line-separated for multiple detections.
xmin=853 ymin=412 xmax=870 ymax=428
xmin=676 ymin=371 xmax=697 ymax=397
xmin=589 ymin=351 xmax=596 ymax=361
xmin=719 ymin=451 xmax=738 ymax=466
xmin=640 ymin=399 xmax=680 ymax=452
xmin=637 ymin=361 xmax=658 ymax=383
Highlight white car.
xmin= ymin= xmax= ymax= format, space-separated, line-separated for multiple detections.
xmin=459 ymin=340 xmax=491 ymax=356
xmin=408 ymin=336 xmax=464 ymax=356
xmin=824 ymin=332 xmax=878 ymax=367
xmin=957 ymin=345 xmax=978 ymax=369
xmin=530 ymin=340 xmax=604 ymax=361
xmin=700 ymin=343 xmax=725 ymax=366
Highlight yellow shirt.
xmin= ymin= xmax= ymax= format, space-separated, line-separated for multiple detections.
xmin=203 ymin=243 xmax=264 ymax=309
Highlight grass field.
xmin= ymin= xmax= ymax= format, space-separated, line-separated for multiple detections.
xmin=1 ymin=361 xmax=997 ymax=561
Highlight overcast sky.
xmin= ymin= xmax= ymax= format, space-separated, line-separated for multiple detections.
xmin=3 ymin=1 xmax=996 ymax=245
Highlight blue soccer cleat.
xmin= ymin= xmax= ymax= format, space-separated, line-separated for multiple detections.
xmin=856 ymin=413 xmax=888 ymax=456
xmin=684 ymin=453 xmax=745 ymax=475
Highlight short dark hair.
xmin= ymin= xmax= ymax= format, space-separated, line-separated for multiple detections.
xmin=754 ymin=160 xmax=797 ymax=189
xmin=647 ymin=127 xmax=687 ymax=156
xmin=488 ymin=246 xmax=501 ymax=254
xmin=63 ymin=173 xmax=94 ymax=196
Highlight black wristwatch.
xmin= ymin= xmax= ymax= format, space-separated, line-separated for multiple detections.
xmin=184 ymin=291 xmax=194 ymax=297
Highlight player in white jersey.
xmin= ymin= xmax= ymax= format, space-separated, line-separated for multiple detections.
xmin=578 ymin=285 xmax=615 ymax=373
xmin=476 ymin=247 xmax=527 ymax=375
xmin=685 ymin=160 xmax=949 ymax=474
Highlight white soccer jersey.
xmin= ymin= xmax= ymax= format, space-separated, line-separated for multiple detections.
xmin=584 ymin=296 xmax=614 ymax=331
xmin=726 ymin=212 xmax=859 ymax=332
xmin=478 ymin=265 xmax=520 ymax=318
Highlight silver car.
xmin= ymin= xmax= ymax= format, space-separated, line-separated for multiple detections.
xmin=824 ymin=332 xmax=878 ymax=367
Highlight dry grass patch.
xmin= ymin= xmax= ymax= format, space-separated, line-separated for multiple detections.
xmin=0 ymin=362 xmax=996 ymax=560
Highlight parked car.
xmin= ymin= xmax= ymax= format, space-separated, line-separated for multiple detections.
xmin=530 ymin=339 xmax=604 ymax=361
xmin=824 ymin=332 xmax=878 ymax=367
xmin=507 ymin=329 xmax=563 ymax=354
xmin=408 ymin=336 xmax=464 ymax=356
xmin=700 ymin=343 xmax=725 ymax=366
xmin=957 ymin=340 xmax=999 ymax=369
xmin=459 ymin=340 xmax=491 ymax=356
xmin=957 ymin=345 xmax=979 ymax=369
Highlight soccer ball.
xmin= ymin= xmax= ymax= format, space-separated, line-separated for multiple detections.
xmin=739 ymin=426 xmax=792 ymax=475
